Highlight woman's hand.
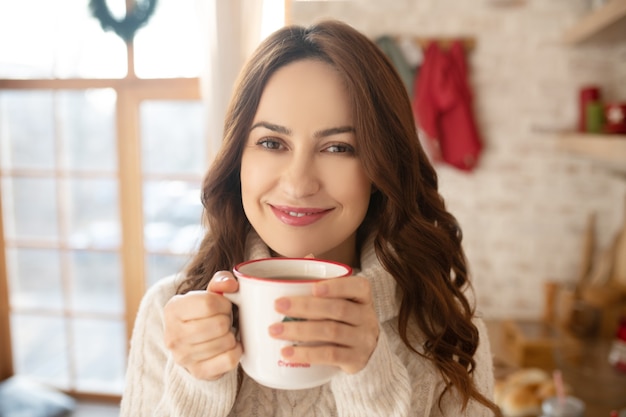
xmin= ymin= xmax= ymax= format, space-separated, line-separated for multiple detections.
xmin=268 ymin=276 xmax=380 ymax=374
xmin=163 ymin=271 xmax=242 ymax=380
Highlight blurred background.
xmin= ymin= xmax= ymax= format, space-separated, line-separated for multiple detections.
xmin=0 ymin=0 xmax=625 ymax=414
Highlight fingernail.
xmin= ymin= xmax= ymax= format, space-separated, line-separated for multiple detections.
xmin=275 ymin=298 xmax=290 ymax=312
xmin=214 ymin=274 xmax=230 ymax=282
xmin=282 ymin=346 xmax=294 ymax=357
xmin=268 ymin=324 xmax=283 ymax=336
xmin=313 ymin=283 xmax=328 ymax=296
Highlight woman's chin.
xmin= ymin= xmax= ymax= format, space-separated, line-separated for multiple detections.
xmin=269 ymin=247 xmax=315 ymax=259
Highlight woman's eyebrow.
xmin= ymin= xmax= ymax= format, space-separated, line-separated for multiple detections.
xmin=313 ymin=126 xmax=355 ymax=138
xmin=250 ymin=121 xmax=291 ymax=135
xmin=250 ymin=122 xmax=355 ymax=138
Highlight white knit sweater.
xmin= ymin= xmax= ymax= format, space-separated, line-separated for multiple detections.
xmin=120 ymin=232 xmax=495 ymax=416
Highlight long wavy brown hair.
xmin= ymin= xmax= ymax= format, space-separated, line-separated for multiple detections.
xmin=180 ymin=20 xmax=498 ymax=415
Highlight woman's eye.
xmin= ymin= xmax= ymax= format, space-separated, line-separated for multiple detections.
xmin=257 ymin=138 xmax=283 ymax=150
xmin=325 ymin=143 xmax=355 ymax=154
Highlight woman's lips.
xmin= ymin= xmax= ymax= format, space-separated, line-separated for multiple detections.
xmin=270 ymin=205 xmax=332 ymax=226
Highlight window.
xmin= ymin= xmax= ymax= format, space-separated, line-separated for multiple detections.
xmin=0 ymin=0 xmax=205 ymax=398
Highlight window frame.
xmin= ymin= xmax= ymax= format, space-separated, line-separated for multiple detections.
xmin=0 ymin=52 xmax=201 ymax=402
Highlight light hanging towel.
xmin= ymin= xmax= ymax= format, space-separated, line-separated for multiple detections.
xmin=376 ymin=35 xmax=416 ymax=98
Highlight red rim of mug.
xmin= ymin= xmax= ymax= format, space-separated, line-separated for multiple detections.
xmin=233 ymin=258 xmax=352 ymax=283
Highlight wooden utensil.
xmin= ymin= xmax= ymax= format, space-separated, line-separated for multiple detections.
xmin=576 ymin=212 xmax=596 ymax=295
xmin=611 ymin=195 xmax=626 ymax=288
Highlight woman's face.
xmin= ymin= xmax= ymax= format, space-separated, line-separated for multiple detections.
xmin=240 ymin=59 xmax=371 ymax=266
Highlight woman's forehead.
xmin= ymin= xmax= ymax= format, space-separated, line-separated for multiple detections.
xmin=252 ymin=59 xmax=353 ymax=130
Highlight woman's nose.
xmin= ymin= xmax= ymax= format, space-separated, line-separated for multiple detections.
xmin=280 ymin=153 xmax=320 ymax=198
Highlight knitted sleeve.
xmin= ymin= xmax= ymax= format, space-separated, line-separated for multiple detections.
xmin=330 ymin=323 xmax=412 ymax=416
xmin=329 ymin=317 xmax=495 ymax=417
xmin=120 ymin=275 xmax=239 ymax=417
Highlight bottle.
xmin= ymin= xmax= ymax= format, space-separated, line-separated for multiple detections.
xmin=586 ymin=101 xmax=605 ymax=133
xmin=608 ymin=316 xmax=626 ymax=373
xmin=578 ymin=86 xmax=600 ymax=132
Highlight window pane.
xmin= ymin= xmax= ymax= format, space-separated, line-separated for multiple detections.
xmin=0 ymin=0 xmax=127 ymax=79
xmin=0 ymin=89 xmax=118 ymax=171
xmin=11 ymin=314 xmax=70 ymax=389
xmin=0 ymin=91 xmax=56 ymax=170
xmin=146 ymin=253 xmax=191 ymax=288
xmin=67 ymin=178 xmax=121 ymax=250
xmin=143 ymin=181 xmax=203 ymax=253
xmin=1 ymin=177 xmax=59 ymax=241
xmin=141 ymin=100 xmax=206 ymax=175
xmin=7 ymin=248 xmax=64 ymax=310
xmin=61 ymin=89 xmax=118 ymax=172
xmin=70 ymin=251 xmax=123 ymax=315
xmin=134 ymin=0 xmax=201 ymax=78
xmin=73 ymin=318 xmax=126 ymax=394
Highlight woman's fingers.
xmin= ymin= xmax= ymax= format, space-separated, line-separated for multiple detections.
xmin=164 ymin=312 xmax=241 ymax=379
xmin=165 ymin=290 xmax=232 ymax=322
xmin=313 ymin=276 xmax=373 ymax=304
xmin=163 ymin=270 xmax=243 ymax=381
xmin=271 ymin=319 xmax=377 ymax=374
xmin=280 ymin=344 xmax=369 ymax=375
xmin=183 ymin=341 xmax=243 ymax=381
xmin=273 ymin=277 xmax=373 ymax=324
xmin=275 ymin=296 xmax=361 ymax=323
xmin=165 ymin=314 xmax=233 ymax=348
xmin=269 ymin=318 xmax=372 ymax=347
xmin=207 ymin=271 xmax=239 ymax=294
xmin=172 ymin=331 xmax=238 ymax=363
xmin=163 ymin=291 xmax=233 ymax=350
xmin=269 ymin=275 xmax=379 ymax=374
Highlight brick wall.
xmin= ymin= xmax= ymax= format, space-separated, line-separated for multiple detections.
xmin=290 ymin=0 xmax=626 ymax=319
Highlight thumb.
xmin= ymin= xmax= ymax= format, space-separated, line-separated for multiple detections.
xmin=207 ymin=271 xmax=239 ymax=294
xmin=304 ymin=253 xmax=315 ymax=259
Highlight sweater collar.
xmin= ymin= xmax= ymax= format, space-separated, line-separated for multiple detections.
xmin=244 ymin=230 xmax=399 ymax=323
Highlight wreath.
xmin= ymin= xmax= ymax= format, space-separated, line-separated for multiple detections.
xmin=89 ymin=0 xmax=158 ymax=42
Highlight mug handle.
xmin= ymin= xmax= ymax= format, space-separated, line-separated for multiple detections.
xmin=220 ymin=291 xmax=241 ymax=306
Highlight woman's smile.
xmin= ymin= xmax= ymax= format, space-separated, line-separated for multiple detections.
xmin=269 ymin=204 xmax=333 ymax=226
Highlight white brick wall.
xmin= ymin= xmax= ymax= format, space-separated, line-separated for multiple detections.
xmin=291 ymin=0 xmax=626 ymax=319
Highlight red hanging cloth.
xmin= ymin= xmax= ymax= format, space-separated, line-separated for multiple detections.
xmin=413 ymin=41 xmax=482 ymax=171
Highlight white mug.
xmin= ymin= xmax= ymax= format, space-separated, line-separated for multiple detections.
xmin=225 ymin=257 xmax=352 ymax=390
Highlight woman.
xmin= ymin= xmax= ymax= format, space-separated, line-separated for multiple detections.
xmin=121 ymin=20 xmax=499 ymax=416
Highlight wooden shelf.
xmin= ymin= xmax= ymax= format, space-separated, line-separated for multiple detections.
xmin=563 ymin=0 xmax=626 ymax=44
xmin=557 ymin=132 xmax=626 ymax=170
